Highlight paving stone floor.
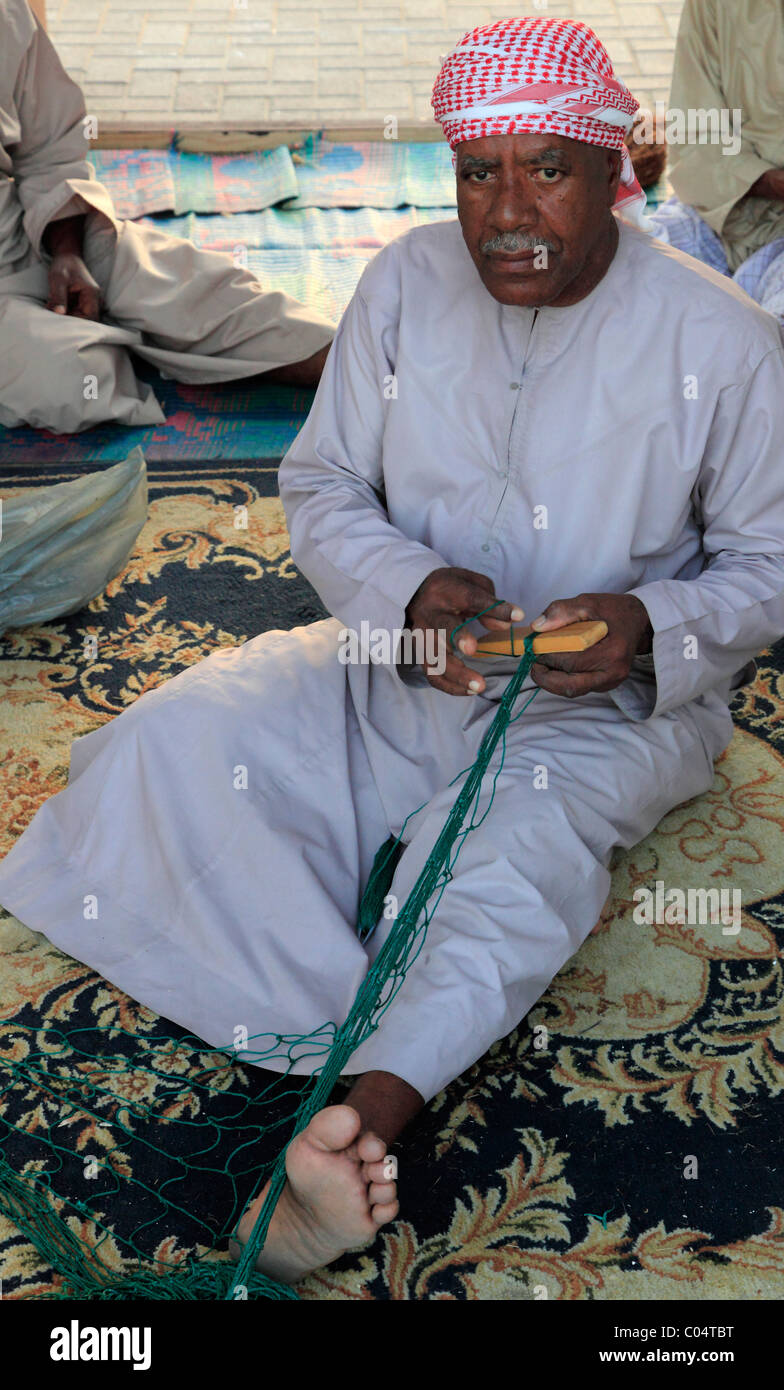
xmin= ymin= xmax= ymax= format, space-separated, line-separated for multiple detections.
xmin=47 ymin=0 xmax=685 ymax=127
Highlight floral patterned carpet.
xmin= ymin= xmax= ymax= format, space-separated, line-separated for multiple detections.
xmin=1 ymin=455 xmax=783 ymax=1301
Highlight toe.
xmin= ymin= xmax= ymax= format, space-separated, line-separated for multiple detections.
xmin=371 ymin=1199 xmax=399 ymax=1227
xmin=304 ymin=1104 xmax=363 ymax=1154
xmin=362 ymin=1158 xmax=395 ymax=1184
xmin=356 ymin=1130 xmax=387 ymax=1163
xmin=368 ymin=1181 xmax=397 ymax=1205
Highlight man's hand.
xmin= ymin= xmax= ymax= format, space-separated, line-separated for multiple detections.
xmin=43 ymin=215 xmax=101 ymax=321
xmin=47 ymin=252 xmax=101 ymax=320
xmin=749 ymin=169 xmax=784 ymax=202
xmin=405 ymin=566 xmax=524 ymax=696
xmin=530 ymin=592 xmax=653 ymax=699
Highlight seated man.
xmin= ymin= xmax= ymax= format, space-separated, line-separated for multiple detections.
xmin=1 ymin=16 xmax=784 ymax=1285
xmin=0 ymin=0 xmax=333 ymax=434
xmin=650 ymin=0 xmax=784 ymax=320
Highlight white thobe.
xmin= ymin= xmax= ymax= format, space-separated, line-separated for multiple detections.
xmin=1 ymin=217 xmax=783 ymax=1103
xmin=0 ymin=0 xmax=333 ymax=433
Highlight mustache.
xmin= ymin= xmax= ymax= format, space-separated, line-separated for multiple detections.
xmin=481 ymin=232 xmax=559 ymax=255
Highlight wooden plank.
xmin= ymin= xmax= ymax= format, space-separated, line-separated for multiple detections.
xmin=91 ymin=129 xmax=175 ymax=151
xmin=473 ymin=620 xmax=608 ymax=659
xmin=88 ymin=120 xmax=442 ymax=152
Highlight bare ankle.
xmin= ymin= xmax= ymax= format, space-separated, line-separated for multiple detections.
xmin=343 ymin=1070 xmax=424 ymax=1147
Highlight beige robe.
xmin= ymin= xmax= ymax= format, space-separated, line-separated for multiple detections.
xmin=0 ymin=0 xmax=333 ymax=433
xmin=668 ymin=0 xmax=784 ymax=272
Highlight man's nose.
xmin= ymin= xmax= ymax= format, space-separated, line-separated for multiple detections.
xmin=487 ymin=177 xmax=538 ymax=230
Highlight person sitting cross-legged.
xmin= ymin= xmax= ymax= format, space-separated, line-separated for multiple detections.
xmin=2 ymin=17 xmax=784 ymax=1282
xmin=0 ymin=0 xmax=334 ymax=434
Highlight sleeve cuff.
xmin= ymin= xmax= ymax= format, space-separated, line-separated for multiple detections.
xmin=25 ymin=177 xmax=119 ymax=259
xmin=608 ymin=589 xmax=671 ymax=721
xmin=618 ymin=583 xmax=697 ymax=719
xmin=341 ymin=548 xmax=447 ymax=689
xmin=608 ymin=668 xmax=658 ymax=721
xmin=342 ymin=547 xmax=445 ymax=651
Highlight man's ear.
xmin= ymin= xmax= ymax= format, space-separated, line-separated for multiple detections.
xmin=606 ymin=149 xmax=623 ymax=204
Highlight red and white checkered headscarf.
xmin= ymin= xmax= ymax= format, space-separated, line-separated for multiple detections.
xmin=432 ymin=17 xmax=650 ymax=230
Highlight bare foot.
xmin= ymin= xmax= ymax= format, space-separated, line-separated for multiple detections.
xmin=231 ymin=1104 xmax=399 ymax=1284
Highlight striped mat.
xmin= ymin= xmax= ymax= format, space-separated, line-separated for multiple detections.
xmin=88 ymin=137 xmax=670 ymax=220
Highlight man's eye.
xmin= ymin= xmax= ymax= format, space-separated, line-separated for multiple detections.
xmin=537 ymin=168 xmax=562 ymax=181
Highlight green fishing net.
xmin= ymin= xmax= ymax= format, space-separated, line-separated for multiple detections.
xmin=0 ymin=627 xmax=538 ymax=1301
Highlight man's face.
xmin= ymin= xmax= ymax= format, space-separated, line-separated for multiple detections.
xmin=455 ymin=131 xmax=622 ymax=308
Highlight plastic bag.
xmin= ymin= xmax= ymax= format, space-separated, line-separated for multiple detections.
xmin=0 ymin=448 xmax=147 ymax=635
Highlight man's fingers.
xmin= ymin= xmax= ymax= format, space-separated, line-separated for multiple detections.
xmin=531 ymin=664 xmax=614 ymax=698
xmin=425 ymin=649 xmax=485 ymax=697
xmin=77 ymin=285 xmax=102 ymax=321
xmin=526 ymin=592 xmax=648 ymax=697
xmin=478 ymin=601 xmax=524 ymax=628
xmin=445 ymin=589 xmax=524 ymax=642
xmin=445 ymin=577 xmax=506 ymax=623
xmin=426 ymin=673 xmax=478 ymax=696
xmin=531 ymin=596 xmax=594 ymax=632
xmin=453 ymin=605 xmax=526 ymax=660
xmin=451 ymin=568 xmax=497 ymax=594
xmin=533 ymin=651 xmax=583 ymax=673
xmin=47 ymin=257 xmax=101 ymax=319
xmin=455 ymin=630 xmax=478 ymax=657
xmin=533 ymin=638 xmax=613 ymax=673
xmin=422 ymin=611 xmax=478 ymax=654
xmin=410 ymin=568 xmax=523 ymax=676
xmin=46 ymin=269 xmax=69 ymax=314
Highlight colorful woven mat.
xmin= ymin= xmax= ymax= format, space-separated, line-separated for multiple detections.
xmin=247 ymin=247 xmax=373 ymax=323
xmin=287 ymin=135 xmax=457 ymax=208
xmin=171 ymin=147 xmax=299 ymax=215
xmin=0 ymin=373 xmax=316 ymax=465
xmin=86 ymin=140 xmax=669 ymax=220
xmin=87 ymin=148 xmax=176 ymax=219
xmin=87 ymin=145 xmax=299 ymax=218
xmin=85 ymin=140 xmax=458 ymax=218
xmin=139 ymin=205 xmax=457 ymax=251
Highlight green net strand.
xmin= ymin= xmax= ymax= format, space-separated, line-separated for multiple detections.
xmin=0 ymin=1148 xmax=296 ymax=1301
xmin=0 ymin=625 xmax=539 ymax=1301
xmin=356 ymin=599 xmax=524 ymax=951
xmin=229 ymin=624 xmax=539 ymax=1297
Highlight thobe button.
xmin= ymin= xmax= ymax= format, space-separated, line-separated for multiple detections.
xmin=481 ymin=543 xmax=490 ymax=552
xmin=509 ymin=382 xmax=520 ymax=390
